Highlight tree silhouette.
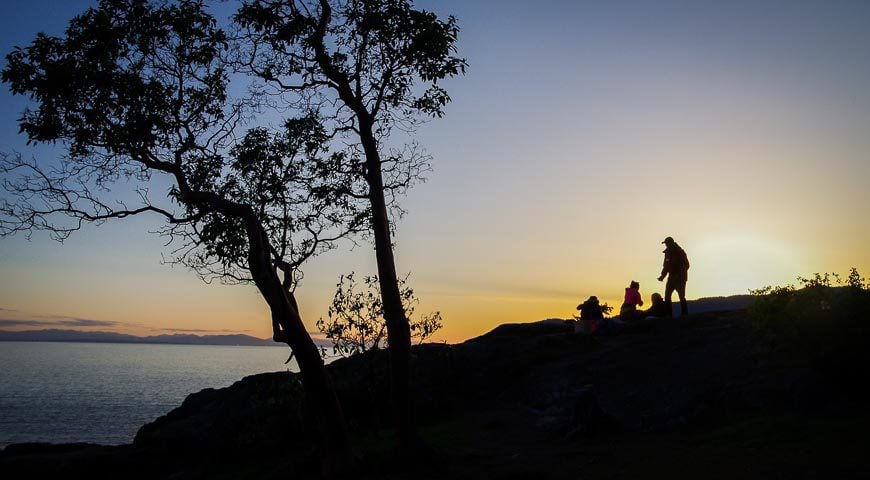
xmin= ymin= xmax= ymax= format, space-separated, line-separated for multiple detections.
xmin=0 ymin=0 xmax=361 ymax=472
xmin=235 ymin=0 xmax=466 ymax=443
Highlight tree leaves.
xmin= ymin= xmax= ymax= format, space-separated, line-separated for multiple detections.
xmin=317 ymin=272 xmax=443 ymax=356
xmin=1 ymin=0 xmax=369 ymax=289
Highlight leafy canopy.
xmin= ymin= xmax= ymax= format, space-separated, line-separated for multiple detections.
xmin=1 ymin=0 xmax=367 ymax=288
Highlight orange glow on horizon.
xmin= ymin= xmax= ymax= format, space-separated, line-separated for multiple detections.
xmin=1 ymin=0 xmax=869 ymax=347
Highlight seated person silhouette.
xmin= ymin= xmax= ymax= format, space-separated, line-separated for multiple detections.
xmin=619 ymin=280 xmax=644 ymax=322
xmin=643 ymin=292 xmax=669 ymax=318
xmin=576 ymin=296 xmax=604 ymax=333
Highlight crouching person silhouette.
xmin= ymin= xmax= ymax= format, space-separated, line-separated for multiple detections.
xmin=576 ymin=296 xmax=604 ymax=333
xmin=643 ymin=292 xmax=669 ymax=318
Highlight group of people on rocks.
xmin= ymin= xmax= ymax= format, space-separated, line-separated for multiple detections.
xmin=576 ymin=236 xmax=690 ymax=334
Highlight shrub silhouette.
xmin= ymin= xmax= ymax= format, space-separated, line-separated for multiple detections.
xmin=317 ymin=273 xmax=442 ymax=356
xmin=750 ymin=268 xmax=870 ymax=396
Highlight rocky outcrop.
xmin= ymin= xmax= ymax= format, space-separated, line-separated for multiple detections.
xmin=0 ymin=310 xmax=843 ymax=479
xmin=134 ymin=371 xmax=307 ymax=460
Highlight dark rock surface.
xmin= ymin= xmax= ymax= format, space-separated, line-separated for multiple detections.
xmin=2 ymin=310 xmax=866 ymax=479
xmin=134 ymin=371 xmax=307 ymax=460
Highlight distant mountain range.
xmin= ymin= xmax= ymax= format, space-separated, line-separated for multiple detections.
xmin=686 ymin=294 xmax=755 ymax=313
xmin=0 ymin=329 xmax=284 ymax=347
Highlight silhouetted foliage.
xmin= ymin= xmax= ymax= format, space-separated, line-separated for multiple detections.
xmin=181 ymin=119 xmax=368 ymax=287
xmin=317 ymin=272 xmax=442 ymax=356
xmin=1 ymin=0 xmax=464 ymax=464
xmin=0 ymin=0 xmax=366 ymax=285
xmin=234 ymin=0 xmax=465 ymax=441
xmin=749 ymin=268 xmax=870 ymax=396
xmin=1 ymin=0 xmax=359 ymax=469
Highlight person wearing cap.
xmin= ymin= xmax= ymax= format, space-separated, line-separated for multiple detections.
xmin=657 ymin=236 xmax=690 ymax=316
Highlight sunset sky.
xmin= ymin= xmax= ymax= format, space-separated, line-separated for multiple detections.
xmin=1 ymin=0 xmax=868 ymax=343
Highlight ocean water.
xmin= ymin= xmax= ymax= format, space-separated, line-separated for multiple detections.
xmin=0 ymin=341 xmax=297 ymax=448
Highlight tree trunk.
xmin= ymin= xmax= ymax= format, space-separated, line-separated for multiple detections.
xmin=244 ymin=217 xmax=352 ymax=475
xmin=176 ymin=178 xmax=352 ymax=472
xmin=359 ymin=124 xmax=415 ymax=443
xmin=309 ymin=1 xmax=415 ymax=444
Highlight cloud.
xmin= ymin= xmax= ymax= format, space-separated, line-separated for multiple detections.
xmin=56 ymin=318 xmax=121 ymax=327
xmin=0 ymin=309 xmax=247 ymax=335
xmin=0 ymin=316 xmax=120 ymax=328
xmin=0 ymin=319 xmax=51 ymax=327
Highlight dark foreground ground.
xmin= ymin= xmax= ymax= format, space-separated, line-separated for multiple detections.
xmin=2 ymin=311 xmax=868 ymax=479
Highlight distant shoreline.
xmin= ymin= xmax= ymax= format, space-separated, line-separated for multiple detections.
xmin=0 ymin=329 xmax=290 ymax=347
xmin=0 ymin=339 xmax=286 ymax=347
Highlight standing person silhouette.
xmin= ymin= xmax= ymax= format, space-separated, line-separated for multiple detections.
xmin=657 ymin=236 xmax=690 ymax=316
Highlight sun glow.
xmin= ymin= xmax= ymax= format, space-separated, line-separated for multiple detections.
xmin=691 ymin=235 xmax=807 ymax=295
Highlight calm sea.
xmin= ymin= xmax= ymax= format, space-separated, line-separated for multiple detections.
xmin=0 ymin=341 xmax=297 ymax=448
